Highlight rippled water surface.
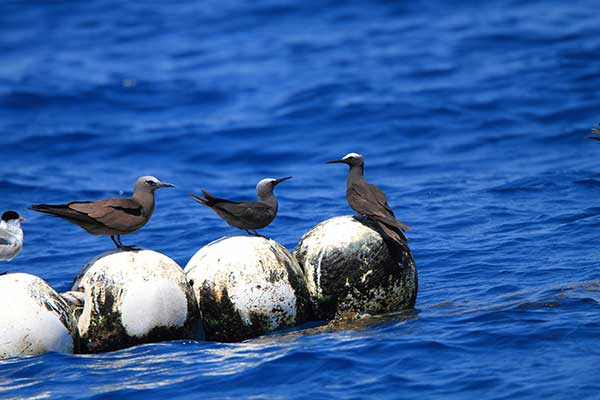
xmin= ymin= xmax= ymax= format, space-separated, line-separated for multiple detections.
xmin=2 ymin=1 xmax=600 ymax=398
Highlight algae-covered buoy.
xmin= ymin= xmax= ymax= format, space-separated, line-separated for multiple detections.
xmin=185 ymin=236 xmax=312 ymax=342
xmin=71 ymin=249 xmax=198 ymax=353
xmin=294 ymin=216 xmax=417 ymax=320
xmin=0 ymin=273 xmax=77 ymax=358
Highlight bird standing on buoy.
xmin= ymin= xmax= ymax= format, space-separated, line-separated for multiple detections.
xmin=0 ymin=211 xmax=24 ymax=262
xmin=30 ymin=176 xmax=174 ymax=250
xmin=191 ymin=177 xmax=292 ymax=236
xmin=327 ymin=153 xmax=410 ymax=259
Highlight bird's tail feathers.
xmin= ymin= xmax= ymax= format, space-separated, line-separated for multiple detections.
xmin=30 ymin=204 xmax=89 ymax=222
xmin=200 ymin=190 xmax=237 ymax=205
xmin=372 ymin=214 xmax=411 ymax=232
xmin=30 ymin=204 xmax=63 ymax=214
xmin=396 ymin=220 xmax=412 ymax=232
xmin=375 ymin=221 xmax=410 ymax=265
xmin=377 ymin=221 xmax=408 ymax=245
xmin=190 ymin=193 xmax=210 ymax=206
xmin=201 ymin=190 xmax=221 ymax=203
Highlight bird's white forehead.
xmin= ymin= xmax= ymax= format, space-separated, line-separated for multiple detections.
xmin=257 ymin=178 xmax=277 ymax=186
xmin=342 ymin=152 xmax=362 ymax=159
xmin=139 ymin=175 xmax=160 ymax=182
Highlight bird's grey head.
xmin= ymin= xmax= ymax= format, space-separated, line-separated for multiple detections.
xmin=1 ymin=211 xmax=24 ymax=227
xmin=256 ymin=176 xmax=292 ymax=198
xmin=327 ymin=152 xmax=364 ymax=167
xmin=134 ymin=176 xmax=175 ymax=193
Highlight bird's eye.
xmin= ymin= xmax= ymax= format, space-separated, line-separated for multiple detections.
xmin=145 ymin=180 xmax=156 ymax=186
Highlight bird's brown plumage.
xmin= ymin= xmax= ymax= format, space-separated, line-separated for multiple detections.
xmin=31 ymin=198 xmax=146 ymax=235
xmin=347 ymin=181 xmax=410 ymax=235
xmin=328 ymin=153 xmax=411 ymax=263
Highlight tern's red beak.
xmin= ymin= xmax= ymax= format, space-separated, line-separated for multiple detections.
xmin=19 ymin=217 xmax=25 ymax=222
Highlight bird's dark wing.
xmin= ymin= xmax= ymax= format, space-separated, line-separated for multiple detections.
xmin=32 ymin=198 xmax=145 ymax=232
xmin=347 ymin=181 xmax=393 ymax=218
xmin=68 ymin=198 xmax=145 ymax=231
xmin=348 ymin=181 xmax=410 ymax=231
xmin=213 ymin=201 xmax=272 ymax=219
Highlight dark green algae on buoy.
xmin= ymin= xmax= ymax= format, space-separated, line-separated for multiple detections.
xmin=294 ymin=216 xmax=417 ymax=320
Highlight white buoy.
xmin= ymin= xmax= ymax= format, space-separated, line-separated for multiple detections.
xmin=0 ymin=273 xmax=77 ymax=358
xmin=294 ymin=216 xmax=418 ymax=319
xmin=185 ymin=236 xmax=312 ymax=342
xmin=71 ymin=249 xmax=199 ymax=353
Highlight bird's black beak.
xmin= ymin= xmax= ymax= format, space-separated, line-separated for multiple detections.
xmin=157 ymin=182 xmax=175 ymax=188
xmin=274 ymin=176 xmax=292 ymax=186
xmin=326 ymin=159 xmax=346 ymax=164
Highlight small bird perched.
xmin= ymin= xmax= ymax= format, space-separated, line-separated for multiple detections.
xmin=30 ymin=176 xmax=174 ymax=250
xmin=0 ymin=211 xmax=24 ymax=262
xmin=191 ymin=177 xmax=292 ymax=235
xmin=327 ymin=153 xmax=410 ymax=259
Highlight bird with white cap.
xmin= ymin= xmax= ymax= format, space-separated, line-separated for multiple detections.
xmin=327 ymin=153 xmax=410 ymax=258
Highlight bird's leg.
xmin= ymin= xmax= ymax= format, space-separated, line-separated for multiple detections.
xmin=117 ymin=235 xmax=140 ymax=251
xmin=252 ymin=230 xmax=268 ymax=238
xmin=245 ymin=230 xmax=253 ymax=235
xmin=111 ymin=235 xmax=122 ymax=249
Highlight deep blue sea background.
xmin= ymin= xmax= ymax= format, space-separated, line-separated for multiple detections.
xmin=1 ymin=0 xmax=600 ymax=398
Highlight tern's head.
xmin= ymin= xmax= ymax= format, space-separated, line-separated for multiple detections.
xmin=134 ymin=176 xmax=175 ymax=193
xmin=326 ymin=152 xmax=364 ymax=167
xmin=1 ymin=210 xmax=24 ymax=228
xmin=256 ymin=176 xmax=292 ymax=197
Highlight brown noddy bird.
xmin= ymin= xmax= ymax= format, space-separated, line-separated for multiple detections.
xmin=30 ymin=176 xmax=174 ymax=250
xmin=327 ymin=152 xmax=410 ymax=259
xmin=191 ymin=177 xmax=292 ymax=235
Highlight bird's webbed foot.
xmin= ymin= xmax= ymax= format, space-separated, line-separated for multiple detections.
xmin=245 ymin=230 xmax=267 ymax=238
xmin=112 ymin=235 xmax=140 ymax=252
xmin=119 ymin=245 xmax=141 ymax=251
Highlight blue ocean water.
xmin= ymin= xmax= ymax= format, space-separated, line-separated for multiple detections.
xmin=1 ymin=0 xmax=600 ymax=398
